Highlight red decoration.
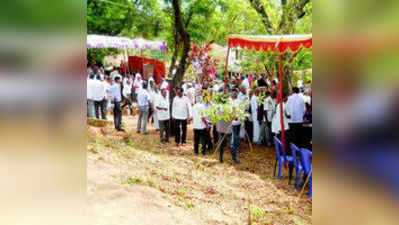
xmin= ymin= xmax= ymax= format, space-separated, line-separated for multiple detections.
xmin=228 ymin=38 xmax=312 ymax=53
xmin=128 ymin=56 xmax=165 ymax=84
xmin=189 ymin=43 xmax=219 ymax=82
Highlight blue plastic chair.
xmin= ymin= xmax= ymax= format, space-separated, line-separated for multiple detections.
xmin=273 ymin=137 xmax=294 ymax=181
xmin=299 ymin=148 xmax=312 ymax=197
xmin=290 ymin=143 xmax=303 ymax=189
xmin=309 ymin=169 xmax=312 ymax=199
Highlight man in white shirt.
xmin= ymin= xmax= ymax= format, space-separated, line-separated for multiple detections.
xmin=192 ymin=96 xmax=209 ymax=155
xmin=148 ymin=81 xmax=159 ymax=130
xmin=241 ymin=75 xmax=250 ymax=96
xmin=136 ymin=82 xmax=151 ymax=134
xmin=133 ymin=73 xmax=143 ymax=101
xmin=109 ymin=76 xmax=123 ymax=131
xmin=251 ymin=89 xmax=260 ymax=144
xmin=172 ymin=87 xmax=192 ymax=146
xmin=100 ymin=76 xmax=111 ymax=120
xmin=155 ymin=88 xmax=170 ymax=143
xmin=238 ymin=85 xmax=250 ymax=139
xmin=92 ymin=75 xmax=106 ymax=119
xmin=263 ymin=91 xmax=276 ymax=147
xmin=87 ymin=74 xmax=96 ymax=118
xmin=287 ymin=87 xmax=306 ymax=147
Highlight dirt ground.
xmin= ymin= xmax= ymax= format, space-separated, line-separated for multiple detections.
xmin=87 ymin=113 xmax=312 ymax=225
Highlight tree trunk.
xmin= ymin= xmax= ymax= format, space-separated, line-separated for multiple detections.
xmin=168 ymin=29 xmax=179 ymax=78
xmin=171 ymin=0 xmax=191 ymax=94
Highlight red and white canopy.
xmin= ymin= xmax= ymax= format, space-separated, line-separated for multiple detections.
xmin=228 ymin=34 xmax=312 ymax=53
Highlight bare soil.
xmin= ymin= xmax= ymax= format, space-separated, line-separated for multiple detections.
xmin=87 ymin=114 xmax=312 ymax=225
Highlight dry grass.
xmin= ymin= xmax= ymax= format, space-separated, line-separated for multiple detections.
xmin=87 ymin=115 xmax=312 ymax=225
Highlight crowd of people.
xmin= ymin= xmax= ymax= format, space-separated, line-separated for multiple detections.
xmin=87 ymin=65 xmax=312 ymax=164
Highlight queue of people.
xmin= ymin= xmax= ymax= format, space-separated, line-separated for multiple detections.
xmin=87 ymin=66 xmax=312 ymax=164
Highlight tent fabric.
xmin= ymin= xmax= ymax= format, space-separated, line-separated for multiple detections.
xmin=128 ymin=56 xmax=165 ymax=84
xmin=87 ymin=34 xmax=167 ymax=51
xmin=228 ymin=34 xmax=312 ymax=53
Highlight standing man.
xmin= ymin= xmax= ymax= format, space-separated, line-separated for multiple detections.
xmin=87 ymin=74 xmax=96 ymax=118
xmin=241 ymin=75 xmax=250 ymax=95
xmin=136 ymin=82 xmax=151 ymax=134
xmin=263 ymin=91 xmax=275 ymax=147
xmin=172 ymin=88 xmax=192 ymax=146
xmin=109 ymin=76 xmax=124 ymax=131
xmin=251 ymin=88 xmax=260 ymax=144
xmin=155 ymin=89 xmax=170 ymax=143
xmin=133 ymin=73 xmax=143 ymax=102
xmin=92 ymin=75 xmax=106 ymax=119
xmin=192 ymin=96 xmax=209 ymax=155
xmin=101 ymin=76 xmax=111 ymax=120
xmin=287 ymin=87 xmax=306 ymax=147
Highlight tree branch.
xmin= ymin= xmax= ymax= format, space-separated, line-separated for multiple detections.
xmin=248 ymin=0 xmax=274 ymax=34
xmin=296 ymin=0 xmax=310 ymax=19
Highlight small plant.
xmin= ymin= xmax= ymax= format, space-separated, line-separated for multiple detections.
xmin=125 ymin=176 xmax=144 ymax=185
xmin=250 ymin=205 xmax=266 ymax=220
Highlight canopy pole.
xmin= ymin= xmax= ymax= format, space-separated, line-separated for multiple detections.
xmin=125 ymin=50 xmax=130 ymax=76
xmin=224 ymin=45 xmax=231 ymax=86
xmin=278 ymin=53 xmax=286 ymax=154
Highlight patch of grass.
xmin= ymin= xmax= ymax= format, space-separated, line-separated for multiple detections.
xmin=250 ymin=205 xmax=266 ymax=220
xmin=123 ymin=133 xmax=134 ymax=146
xmin=124 ymin=176 xmax=145 ymax=185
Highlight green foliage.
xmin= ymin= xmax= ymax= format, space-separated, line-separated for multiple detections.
xmin=249 ymin=205 xmax=266 ymax=220
xmin=87 ymin=0 xmax=312 ymax=82
xmin=201 ymin=91 xmax=249 ymax=124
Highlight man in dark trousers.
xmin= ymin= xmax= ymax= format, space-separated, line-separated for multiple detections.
xmin=110 ymin=76 xmax=124 ymax=132
xmin=172 ymin=88 xmax=192 ymax=146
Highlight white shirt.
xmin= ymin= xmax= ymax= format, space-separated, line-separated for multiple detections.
xmin=272 ymin=102 xmax=290 ymax=134
xmin=91 ymin=79 xmax=106 ymax=101
xmin=109 ymin=83 xmax=122 ymax=102
xmin=137 ymin=89 xmax=150 ymax=107
xmin=242 ymin=78 xmax=250 ymax=95
xmin=133 ymin=77 xmax=143 ymax=94
xmin=155 ymin=94 xmax=170 ymax=121
xmin=192 ymin=103 xmax=207 ymax=129
xmin=87 ymin=79 xmax=95 ymax=100
xmin=287 ymin=93 xmax=306 ymax=123
xmin=148 ymin=88 xmax=158 ymax=107
xmin=102 ymin=81 xmax=111 ymax=99
xmin=172 ymin=96 xmax=192 ymax=120
xmin=123 ymin=80 xmax=133 ymax=98
xmin=264 ymin=96 xmax=275 ymax=122
xmin=250 ymin=95 xmax=258 ymax=117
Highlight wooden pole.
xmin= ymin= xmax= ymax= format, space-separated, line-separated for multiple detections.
xmin=125 ymin=50 xmax=130 ymax=75
xmin=224 ymin=45 xmax=231 ymax=86
xmin=278 ymin=53 xmax=286 ymax=153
